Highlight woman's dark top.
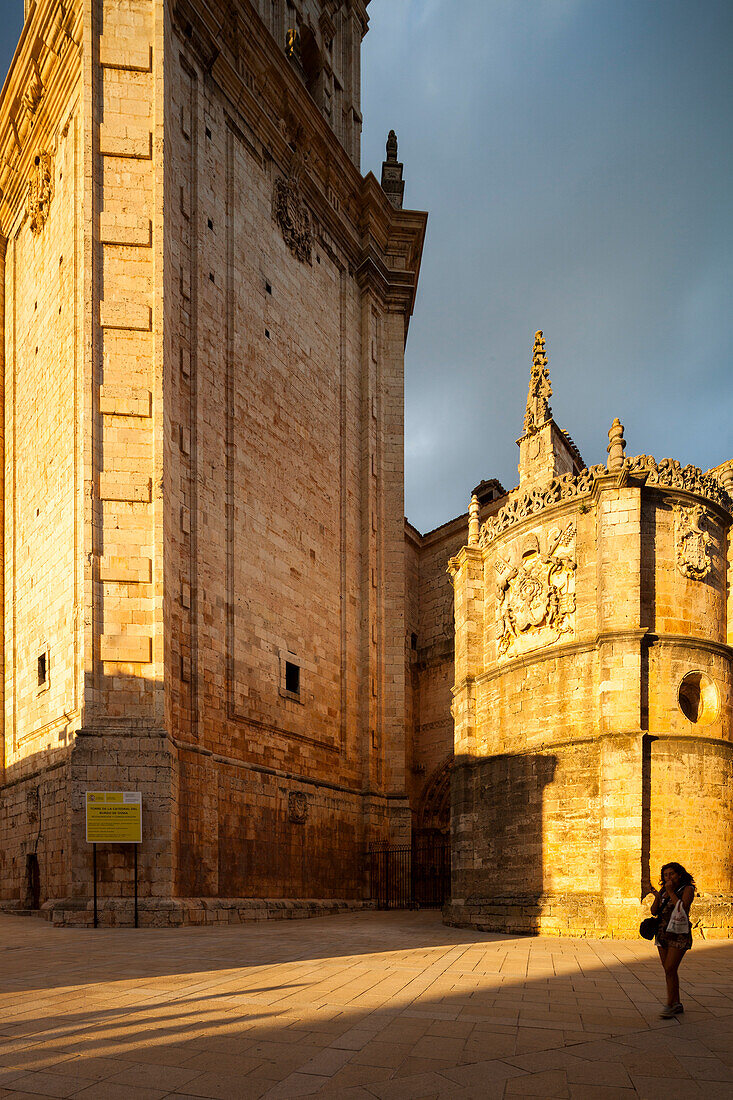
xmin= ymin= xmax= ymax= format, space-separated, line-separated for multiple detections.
xmin=654 ymin=886 xmax=694 ymax=951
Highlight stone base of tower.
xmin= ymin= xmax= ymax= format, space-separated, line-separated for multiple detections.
xmin=36 ymin=895 xmax=372 ymax=928
xmin=445 ymin=894 xmax=733 ymax=939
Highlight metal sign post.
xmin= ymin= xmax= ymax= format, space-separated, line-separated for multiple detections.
xmin=85 ymin=792 xmax=142 ymax=928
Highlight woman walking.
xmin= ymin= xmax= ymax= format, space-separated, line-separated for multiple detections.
xmin=650 ymin=862 xmax=695 ymax=1018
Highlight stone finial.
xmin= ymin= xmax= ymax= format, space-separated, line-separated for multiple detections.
xmin=380 ymin=129 xmax=405 ymax=209
xmin=468 ymin=494 xmax=480 ymax=546
xmin=607 ymin=417 xmax=626 ymax=473
xmin=523 ymin=330 xmax=553 ymax=436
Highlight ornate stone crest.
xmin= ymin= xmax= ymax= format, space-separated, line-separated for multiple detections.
xmin=674 ymin=504 xmax=712 ymax=581
xmin=495 ymin=522 xmax=576 ymax=659
xmin=288 ymin=791 xmax=308 ymax=824
xmin=273 ymin=152 xmax=312 ymax=264
xmin=27 ymin=152 xmax=54 ymax=236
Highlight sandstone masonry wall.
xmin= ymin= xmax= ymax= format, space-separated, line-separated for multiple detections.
xmin=448 ymin=451 xmax=733 ymax=938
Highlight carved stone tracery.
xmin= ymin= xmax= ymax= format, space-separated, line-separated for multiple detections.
xmin=674 ymin=503 xmax=712 ymax=581
xmin=494 ymin=522 xmax=577 ymax=659
xmin=27 ymin=151 xmax=53 ymax=235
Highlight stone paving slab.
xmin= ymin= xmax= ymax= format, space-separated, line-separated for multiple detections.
xmin=0 ymin=911 xmax=732 ymax=1098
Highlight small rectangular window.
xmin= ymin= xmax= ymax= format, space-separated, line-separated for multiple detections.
xmin=37 ymin=652 xmax=47 ymax=686
xmin=285 ymin=661 xmax=300 ymax=696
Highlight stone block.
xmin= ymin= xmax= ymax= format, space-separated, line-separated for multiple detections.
xmin=99 ymin=302 xmax=152 ymax=330
xmin=100 ymin=385 xmax=152 ymax=416
xmin=99 ymin=555 xmax=152 ymax=582
xmin=99 ymin=38 xmax=153 ymax=72
xmin=99 ymin=213 xmax=152 ymax=246
xmin=98 ymin=473 xmax=152 ymax=502
xmin=99 ymin=124 xmax=153 ymax=159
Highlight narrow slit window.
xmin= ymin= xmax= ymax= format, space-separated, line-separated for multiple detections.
xmin=37 ymin=652 xmax=47 ymax=687
xmin=285 ymin=661 xmax=300 ymax=696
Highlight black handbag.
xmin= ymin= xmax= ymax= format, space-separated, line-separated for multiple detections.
xmin=639 ymin=915 xmax=660 ymax=940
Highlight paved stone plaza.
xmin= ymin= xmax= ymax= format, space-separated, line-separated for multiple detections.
xmin=1 ymin=912 xmax=733 ymax=1098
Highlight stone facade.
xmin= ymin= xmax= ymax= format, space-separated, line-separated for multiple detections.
xmin=2 ymin=4 xmax=731 ymax=939
xmin=445 ymin=332 xmax=733 ymax=938
xmin=0 ymin=0 xmax=426 ymax=922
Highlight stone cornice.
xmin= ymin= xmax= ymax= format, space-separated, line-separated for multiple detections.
xmin=458 ymin=626 xmax=732 ymax=686
xmin=0 ymin=0 xmax=82 ymax=235
xmin=446 ymin=545 xmax=482 ymax=581
xmin=644 ymin=633 xmax=733 ymax=660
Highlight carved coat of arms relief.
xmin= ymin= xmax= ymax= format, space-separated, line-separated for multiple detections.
xmin=288 ymin=791 xmax=309 ymax=824
xmin=273 ymin=149 xmax=312 ymax=264
xmin=494 ymin=522 xmax=577 ymax=660
xmin=674 ymin=503 xmax=712 ymax=580
xmin=27 ymin=152 xmax=54 ymax=236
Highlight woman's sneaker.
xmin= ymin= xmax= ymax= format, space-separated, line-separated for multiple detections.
xmin=659 ymin=1004 xmax=677 ymax=1018
xmin=673 ymin=1003 xmax=684 ymax=1014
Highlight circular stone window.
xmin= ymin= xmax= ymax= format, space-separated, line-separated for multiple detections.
xmin=678 ymin=671 xmax=719 ymax=726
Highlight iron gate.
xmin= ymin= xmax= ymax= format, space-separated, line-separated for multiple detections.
xmin=368 ymin=836 xmax=450 ymax=909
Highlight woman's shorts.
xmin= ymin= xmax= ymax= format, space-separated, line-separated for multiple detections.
xmin=656 ymin=930 xmax=693 ymax=952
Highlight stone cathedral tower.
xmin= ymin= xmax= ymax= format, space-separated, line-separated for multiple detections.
xmin=447 ymin=333 xmax=733 ymax=939
xmin=0 ymin=0 xmax=426 ymax=922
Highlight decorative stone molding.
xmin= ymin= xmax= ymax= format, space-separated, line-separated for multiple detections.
xmin=480 ymin=456 xmax=731 ymax=548
xmin=625 ymin=456 xmax=731 ymax=508
xmin=288 ymin=791 xmax=308 ymax=824
xmin=273 ymin=164 xmax=312 ymax=264
xmin=494 ymin=522 xmax=576 ymax=659
xmin=674 ymin=503 xmax=712 ymax=581
xmin=27 ymin=151 xmax=53 ymax=235
xmin=480 ymin=465 xmax=606 ymax=547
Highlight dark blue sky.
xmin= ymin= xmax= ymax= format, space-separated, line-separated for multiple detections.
xmin=361 ymin=0 xmax=733 ymax=530
xmin=3 ymin=1 xmax=732 ymax=532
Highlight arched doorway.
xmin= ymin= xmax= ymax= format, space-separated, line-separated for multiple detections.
xmin=415 ymin=757 xmax=452 ymax=843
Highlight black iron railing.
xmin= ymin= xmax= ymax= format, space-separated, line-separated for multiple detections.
xmin=367 ymin=836 xmax=450 ymax=909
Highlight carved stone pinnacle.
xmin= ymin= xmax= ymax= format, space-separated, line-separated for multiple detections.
xmin=607 ymin=417 xmax=626 ymax=473
xmin=468 ymin=494 xmax=480 ymax=546
xmin=380 ymin=129 xmax=404 ymax=210
xmin=523 ymin=329 xmax=553 ymax=436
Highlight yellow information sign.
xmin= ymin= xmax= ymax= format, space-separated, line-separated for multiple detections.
xmin=85 ymin=792 xmax=142 ymax=844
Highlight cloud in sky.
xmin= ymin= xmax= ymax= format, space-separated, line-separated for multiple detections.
xmin=362 ymin=0 xmax=733 ymax=532
xmin=2 ymin=1 xmax=731 ymax=535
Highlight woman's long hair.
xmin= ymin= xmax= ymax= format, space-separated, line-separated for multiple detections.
xmin=660 ymin=862 xmax=696 ymax=891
